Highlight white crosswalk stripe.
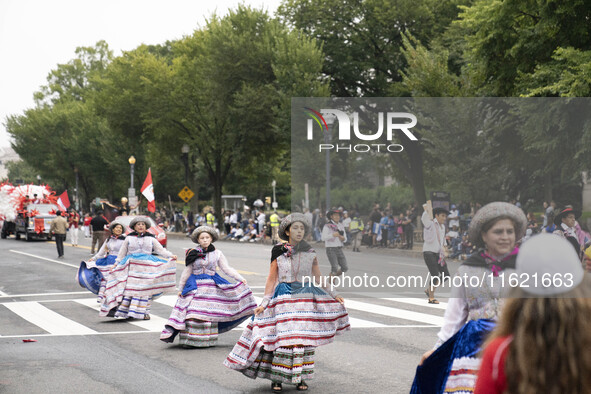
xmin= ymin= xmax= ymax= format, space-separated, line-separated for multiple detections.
xmin=0 ymin=295 xmax=444 ymax=338
xmin=74 ymin=298 xmax=169 ymax=331
xmin=4 ymin=301 xmax=97 ymax=335
xmin=344 ymin=299 xmax=444 ymax=326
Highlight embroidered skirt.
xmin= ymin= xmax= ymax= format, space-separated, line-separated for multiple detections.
xmin=99 ymin=253 xmax=176 ymax=319
xmin=410 ymin=319 xmax=495 ymax=394
xmin=86 ymin=255 xmax=117 ymax=303
xmin=177 ymin=320 xmax=219 ymax=347
xmin=243 ymin=346 xmax=315 ymax=384
xmin=160 ymin=273 xmax=256 ymax=344
xmin=224 ymin=282 xmax=350 ymax=382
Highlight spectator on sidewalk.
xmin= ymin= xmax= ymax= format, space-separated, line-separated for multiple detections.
xmin=387 ymin=213 xmax=397 ymax=247
xmin=342 ymin=211 xmax=352 ymax=245
xmin=239 ymin=223 xmax=258 ymax=242
xmin=313 ymin=210 xmax=325 ymax=242
xmin=256 ymin=210 xmax=266 ymax=238
xmin=224 ymin=225 xmax=239 ymax=240
xmin=448 ymin=204 xmax=460 ymax=230
xmin=369 ymin=204 xmax=382 ymax=247
xmin=349 ymin=213 xmax=364 ymax=252
xmin=231 ymin=225 xmax=245 ymax=241
xmin=379 ymin=210 xmax=390 ymax=248
xmin=542 ymin=200 xmax=555 ymax=228
xmin=526 ymin=212 xmax=539 ymax=234
xmin=270 ymin=211 xmax=280 ymax=243
xmin=403 ymin=209 xmax=415 ymax=250
xmin=446 ymin=225 xmax=462 ymax=259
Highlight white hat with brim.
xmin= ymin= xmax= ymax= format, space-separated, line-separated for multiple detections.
xmin=279 ymin=213 xmax=311 ymax=241
xmin=468 ymin=202 xmax=526 ymax=247
xmin=190 ymin=226 xmax=218 ymax=243
xmin=129 ymin=216 xmax=151 ymax=230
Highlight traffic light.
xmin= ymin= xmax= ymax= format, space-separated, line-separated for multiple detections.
xmin=265 ymin=196 xmax=271 ymax=204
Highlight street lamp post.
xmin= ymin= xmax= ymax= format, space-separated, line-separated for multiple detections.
xmin=128 ymin=156 xmax=136 ymax=209
xmin=36 ymin=175 xmax=41 ymax=185
xmin=324 ymin=115 xmax=336 ymax=211
xmin=74 ymin=167 xmax=79 ymax=211
xmin=271 ymin=180 xmax=277 ymax=210
xmin=181 ymin=144 xmax=190 ymax=187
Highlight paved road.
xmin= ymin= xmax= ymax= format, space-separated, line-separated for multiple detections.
xmin=0 ymin=234 xmax=463 ymax=393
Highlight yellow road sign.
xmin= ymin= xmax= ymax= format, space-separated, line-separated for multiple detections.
xmin=178 ymin=186 xmax=194 ymax=202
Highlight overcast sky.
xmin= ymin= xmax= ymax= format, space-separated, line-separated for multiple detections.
xmin=0 ymin=0 xmax=283 ymax=148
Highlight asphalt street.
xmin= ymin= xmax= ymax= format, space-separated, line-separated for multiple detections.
xmin=0 ymin=233 xmax=464 ymax=393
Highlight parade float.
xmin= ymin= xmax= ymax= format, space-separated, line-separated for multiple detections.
xmin=0 ymin=183 xmax=60 ymax=241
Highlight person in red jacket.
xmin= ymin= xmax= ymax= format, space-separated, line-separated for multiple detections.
xmin=82 ymin=213 xmax=92 ymax=238
xmin=475 ymin=234 xmax=591 ymax=394
xmin=68 ymin=209 xmax=80 ymax=247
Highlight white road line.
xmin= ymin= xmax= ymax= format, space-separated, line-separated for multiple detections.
xmin=153 ymin=295 xmax=176 ymax=307
xmin=9 ymin=250 xmax=79 ymax=268
xmin=384 ymin=298 xmax=448 ymax=310
xmin=0 ymin=291 xmax=90 ymax=299
xmin=75 ymin=298 xmax=168 ymax=332
xmin=3 ymin=301 xmax=97 ymax=335
xmin=344 ymin=299 xmax=443 ymax=326
xmin=0 ymin=331 xmax=157 ymax=339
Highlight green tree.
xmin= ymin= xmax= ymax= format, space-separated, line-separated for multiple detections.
xmin=7 ymin=100 xmax=116 ymax=204
xmin=279 ymin=0 xmax=471 ymax=205
xmin=146 ymin=6 xmax=327 ymax=223
xmin=455 ymin=0 xmax=591 ymax=97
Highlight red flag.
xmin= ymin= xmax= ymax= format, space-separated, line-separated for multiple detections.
xmin=57 ymin=191 xmax=70 ymax=211
xmin=140 ymin=168 xmax=155 ymax=213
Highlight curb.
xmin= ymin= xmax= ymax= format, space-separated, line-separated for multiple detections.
xmin=164 ymin=232 xmax=425 ymax=260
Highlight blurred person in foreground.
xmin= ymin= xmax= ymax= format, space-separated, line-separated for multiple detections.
xmin=412 ymin=202 xmax=527 ymax=394
xmin=475 ymin=233 xmax=591 ymax=394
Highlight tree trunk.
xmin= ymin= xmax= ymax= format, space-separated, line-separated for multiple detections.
xmin=544 ymin=173 xmax=553 ymax=203
xmin=212 ymin=177 xmax=223 ymax=229
xmin=408 ymin=143 xmax=427 ymax=205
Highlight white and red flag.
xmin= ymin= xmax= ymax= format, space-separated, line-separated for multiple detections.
xmin=57 ymin=190 xmax=70 ymax=211
xmin=141 ymin=168 xmax=155 ymax=213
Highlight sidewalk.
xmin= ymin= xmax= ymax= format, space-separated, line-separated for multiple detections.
xmin=165 ymin=231 xmax=425 ymax=259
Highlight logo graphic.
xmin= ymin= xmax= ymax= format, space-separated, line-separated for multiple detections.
xmin=304 ymin=108 xmax=418 ymax=153
xmin=304 ymin=107 xmax=328 ymax=133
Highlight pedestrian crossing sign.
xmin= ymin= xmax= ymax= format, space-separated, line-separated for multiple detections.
xmin=178 ymin=186 xmax=194 ymax=202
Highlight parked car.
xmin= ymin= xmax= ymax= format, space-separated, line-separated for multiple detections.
xmin=12 ymin=203 xmax=60 ymax=241
xmin=113 ymin=215 xmax=167 ymax=248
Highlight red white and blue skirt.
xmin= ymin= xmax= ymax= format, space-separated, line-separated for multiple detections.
xmin=224 ymin=282 xmax=350 ymax=384
xmin=99 ymin=253 xmax=176 ymax=319
xmin=160 ymin=273 xmax=256 ymax=347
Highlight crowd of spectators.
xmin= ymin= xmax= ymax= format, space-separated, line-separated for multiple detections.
xmin=89 ymin=198 xmax=590 ymax=264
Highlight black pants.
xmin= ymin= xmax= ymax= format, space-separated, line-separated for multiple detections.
xmin=55 ymin=234 xmax=65 ymax=257
xmin=380 ymin=228 xmax=389 ymax=247
xmin=423 ymin=251 xmax=450 ymax=280
xmin=405 ymin=228 xmax=414 ymax=249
